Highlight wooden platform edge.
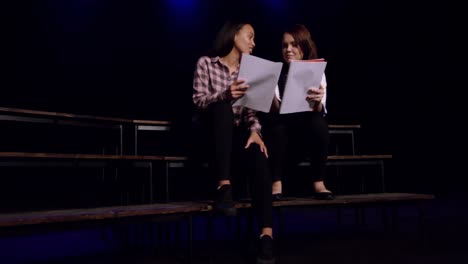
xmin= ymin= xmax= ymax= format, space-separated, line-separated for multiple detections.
xmin=234 ymin=193 xmax=433 ymax=209
xmin=0 ymin=152 xmax=391 ymax=162
xmin=0 ymin=202 xmax=213 ymax=228
xmin=0 ymin=193 xmax=432 ymax=228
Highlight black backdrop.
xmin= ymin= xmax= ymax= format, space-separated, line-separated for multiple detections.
xmin=8 ymin=0 xmax=396 ymax=155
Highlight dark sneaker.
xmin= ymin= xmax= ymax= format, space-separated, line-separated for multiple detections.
xmin=256 ymin=235 xmax=275 ymax=264
xmin=214 ymin=184 xmax=237 ymax=216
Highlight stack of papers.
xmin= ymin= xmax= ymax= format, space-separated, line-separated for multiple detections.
xmin=232 ymin=54 xmax=282 ymax=112
xmin=233 ymin=54 xmax=326 ymax=114
xmin=280 ymin=59 xmax=327 ymax=114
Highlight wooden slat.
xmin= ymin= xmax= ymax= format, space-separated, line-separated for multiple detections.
xmin=113 ymin=202 xmax=211 ymax=217
xmin=0 ymin=107 xmax=61 ymax=118
xmin=328 ymin=124 xmax=361 ymax=129
xmin=328 ymin=155 xmax=392 ymax=160
xmin=160 ymin=155 xmax=393 ymax=162
xmin=157 ymin=155 xmax=392 ymax=162
xmin=0 ymin=152 xmax=166 ymax=161
xmin=2 ymin=106 xmax=362 ymax=129
xmin=0 ymin=153 xmax=392 ymax=162
xmin=234 ymin=193 xmax=434 ymax=209
xmin=0 ymin=107 xmax=170 ymax=126
xmin=0 ymin=202 xmax=212 ymax=228
xmin=133 ymin=119 xmax=171 ymax=125
xmin=0 ymin=107 xmax=134 ymax=124
xmin=164 ymin=156 xmax=189 ymax=161
xmin=0 ymin=193 xmax=433 ymax=227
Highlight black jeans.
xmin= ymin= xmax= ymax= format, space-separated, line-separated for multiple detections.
xmin=191 ymin=102 xmax=272 ymax=228
xmin=259 ymin=111 xmax=329 ymax=185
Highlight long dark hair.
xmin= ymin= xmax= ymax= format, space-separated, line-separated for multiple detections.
xmin=208 ymin=20 xmax=251 ymax=57
xmin=284 ymin=24 xmax=318 ymax=60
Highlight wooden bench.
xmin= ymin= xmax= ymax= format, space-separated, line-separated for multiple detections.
xmin=0 ymin=202 xmax=212 ymax=263
xmin=0 ymin=107 xmax=171 ymax=155
xmin=161 ymin=154 xmax=392 ymax=201
xmin=299 ymin=154 xmax=393 ymax=192
xmin=0 ymin=152 xmax=393 ymax=202
xmin=0 ymin=202 xmax=211 ymax=228
xmin=328 ymin=124 xmax=361 ymax=154
xmin=1 ymin=106 xmax=363 ymax=156
xmin=0 ymin=151 xmax=393 ymax=206
xmin=235 ymin=193 xmax=433 ymax=209
xmin=233 ymin=193 xmax=434 ymax=242
xmin=132 ymin=119 xmax=172 ymax=155
xmin=0 ymin=152 xmax=187 ymax=203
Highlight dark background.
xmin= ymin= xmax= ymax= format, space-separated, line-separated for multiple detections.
xmin=7 ymin=0 xmax=408 ymax=191
xmin=8 ymin=0 xmax=394 ymax=147
xmin=3 ymin=3 xmax=468 ymax=263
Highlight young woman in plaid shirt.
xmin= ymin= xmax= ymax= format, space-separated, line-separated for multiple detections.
xmin=192 ymin=21 xmax=275 ymax=264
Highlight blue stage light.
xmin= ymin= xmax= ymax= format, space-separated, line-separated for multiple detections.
xmin=166 ymin=0 xmax=197 ymax=9
xmin=262 ymin=0 xmax=285 ymax=10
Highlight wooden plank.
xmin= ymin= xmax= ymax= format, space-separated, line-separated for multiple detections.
xmin=328 ymin=124 xmax=361 ymax=129
xmin=0 ymin=107 xmax=61 ymax=118
xmin=0 ymin=202 xmax=212 ymax=228
xmin=0 ymin=152 xmax=190 ymax=162
xmin=0 ymin=106 xmax=134 ymax=124
xmin=133 ymin=119 xmax=171 ymax=125
xmin=155 ymin=155 xmax=392 ymax=162
xmin=133 ymin=122 xmax=352 ymax=128
xmin=113 ymin=202 xmax=211 ymax=217
xmin=0 ymin=152 xmax=391 ymax=164
xmin=0 ymin=208 xmax=116 ymax=227
xmin=234 ymin=193 xmax=434 ymax=209
xmin=164 ymin=156 xmax=189 ymax=161
xmin=163 ymin=155 xmax=393 ymax=163
xmin=1 ymin=107 xmax=359 ymax=129
xmin=0 ymin=107 xmax=171 ymax=126
xmin=0 ymin=193 xmax=433 ymax=227
xmin=328 ymin=155 xmax=392 ymax=160
xmin=0 ymin=152 xmax=166 ymax=161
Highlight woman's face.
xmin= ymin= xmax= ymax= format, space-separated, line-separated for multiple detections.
xmin=282 ymin=33 xmax=304 ymax=63
xmin=234 ymin=24 xmax=255 ymax=54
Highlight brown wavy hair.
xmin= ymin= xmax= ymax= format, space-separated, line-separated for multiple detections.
xmin=284 ymin=24 xmax=318 ymax=60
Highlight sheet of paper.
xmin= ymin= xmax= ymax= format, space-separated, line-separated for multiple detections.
xmin=279 ymin=60 xmax=327 ymax=114
xmin=232 ymin=54 xmax=283 ymax=112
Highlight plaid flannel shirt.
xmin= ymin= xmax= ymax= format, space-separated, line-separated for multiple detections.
xmin=193 ymin=56 xmax=261 ymax=133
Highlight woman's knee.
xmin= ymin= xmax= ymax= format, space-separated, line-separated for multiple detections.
xmin=245 ymin=144 xmax=262 ymax=154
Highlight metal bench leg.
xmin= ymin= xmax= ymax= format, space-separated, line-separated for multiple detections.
xmin=418 ymin=203 xmax=426 ymax=245
xmin=337 ymin=207 xmax=342 ymax=225
xmin=361 ymin=207 xmax=366 ymax=225
xmin=187 ymin=214 xmax=193 ymax=264
xmin=391 ymin=206 xmax=397 ymax=233
xmin=134 ymin=125 xmax=138 ymax=155
xmin=165 ymin=161 xmax=170 ymax=202
xmin=277 ymin=207 xmax=283 ymax=263
xmin=354 ymin=207 xmax=360 ymax=225
xmin=206 ymin=213 xmax=214 ymax=263
xmin=149 ymin=162 xmax=153 ymax=203
xmin=380 ymin=161 xmax=386 ymax=192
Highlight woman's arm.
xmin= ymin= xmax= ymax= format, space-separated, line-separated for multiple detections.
xmin=193 ymin=57 xmax=230 ymax=109
xmin=245 ymin=130 xmax=268 ymax=158
xmin=306 ymin=73 xmax=327 ymax=114
xmin=242 ymin=107 xmax=268 ymax=157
